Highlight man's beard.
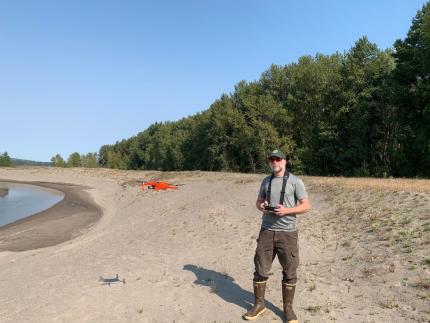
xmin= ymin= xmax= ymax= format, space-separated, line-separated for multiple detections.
xmin=269 ymin=164 xmax=283 ymax=173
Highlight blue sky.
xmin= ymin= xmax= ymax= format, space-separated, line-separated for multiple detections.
xmin=1 ymin=0 xmax=427 ymax=162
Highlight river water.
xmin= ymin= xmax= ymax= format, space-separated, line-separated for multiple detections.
xmin=0 ymin=182 xmax=64 ymax=227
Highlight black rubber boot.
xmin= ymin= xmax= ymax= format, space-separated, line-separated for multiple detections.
xmin=243 ymin=281 xmax=267 ymax=320
xmin=282 ymin=282 xmax=298 ymax=323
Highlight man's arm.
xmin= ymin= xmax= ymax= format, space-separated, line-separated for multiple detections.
xmin=273 ymin=198 xmax=311 ymax=217
xmin=256 ymin=197 xmax=268 ymax=212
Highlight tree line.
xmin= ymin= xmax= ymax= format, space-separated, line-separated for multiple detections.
xmin=0 ymin=152 xmax=52 ymax=167
xmin=53 ymin=3 xmax=430 ymax=177
xmin=51 ymin=152 xmax=98 ymax=168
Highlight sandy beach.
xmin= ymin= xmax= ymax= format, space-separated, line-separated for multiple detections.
xmin=0 ymin=167 xmax=428 ymax=322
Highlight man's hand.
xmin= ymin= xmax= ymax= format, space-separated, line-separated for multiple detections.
xmin=273 ymin=198 xmax=311 ymax=216
xmin=256 ymin=200 xmax=268 ymax=212
xmin=273 ymin=204 xmax=288 ymax=216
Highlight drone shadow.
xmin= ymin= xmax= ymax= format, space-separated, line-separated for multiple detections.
xmin=183 ymin=264 xmax=283 ymax=320
xmin=98 ymin=274 xmax=126 ymax=286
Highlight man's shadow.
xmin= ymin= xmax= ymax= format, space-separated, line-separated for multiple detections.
xmin=183 ymin=264 xmax=283 ymax=320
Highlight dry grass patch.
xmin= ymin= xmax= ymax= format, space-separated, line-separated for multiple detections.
xmin=304 ymin=176 xmax=430 ymax=193
xmin=378 ymin=297 xmax=399 ymax=309
xmin=304 ymin=305 xmax=322 ymax=314
xmin=304 ymin=175 xmax=430 ymax=322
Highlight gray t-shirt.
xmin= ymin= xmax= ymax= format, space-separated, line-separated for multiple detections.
xmin=258 ymin=172 xmax=308 ymax=232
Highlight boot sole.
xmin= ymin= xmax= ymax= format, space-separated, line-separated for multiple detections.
xmin=242 ymin=308 xmax=266 ymax=320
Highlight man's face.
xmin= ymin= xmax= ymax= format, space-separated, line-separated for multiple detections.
xmin=268 ymin=157 xmax=286 ymax=172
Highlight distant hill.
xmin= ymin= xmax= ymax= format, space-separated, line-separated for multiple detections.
xmin=11 ymin=158 xmax=52 ymax=166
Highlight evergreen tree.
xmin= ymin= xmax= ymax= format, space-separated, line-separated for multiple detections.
xmin=50 ymin=154 xmax=67 ymax=167
xmin=392 ymin=2 xmax=430 ymax=176
xmin=67 ymin=152 xmax=82 ymax=167
xmin=0 ymin=152 xmax=12 ymax=167
xmin=81 ymin=152 xmax=98 ymax=168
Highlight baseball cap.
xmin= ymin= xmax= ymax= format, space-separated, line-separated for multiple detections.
xmin=268 ymin=149 xmax=286 ymax=159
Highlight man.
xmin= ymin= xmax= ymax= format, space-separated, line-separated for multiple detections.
xmin=243 ymin=149 xmax=310 ymax=322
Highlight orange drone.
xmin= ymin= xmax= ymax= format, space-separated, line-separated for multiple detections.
xmin=140 ymin=180 xmax=179 ymax=191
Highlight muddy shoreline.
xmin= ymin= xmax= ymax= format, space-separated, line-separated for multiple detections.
xmin=0 ymin=180 xmax=102 ymax=252
xmin=0 ymin=187 xmax=8 ymax=197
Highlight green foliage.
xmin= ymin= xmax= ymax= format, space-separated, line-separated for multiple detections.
xmin=392 ymin=2 xmax=430 ymax=177
xmin=0 ymin=152 xmax=12 ymax=167
xmin=51 ymin=154 xmax=67 ymax=167
xmin=335 ymin=37 xmax=396 ymax=177
xmin=95 ymin=3 xmax=430 ymax=177
xmin=67 ymin=152 xmax=82 ymax=167
xmin=52 ymin=152 xmax=97 ymax=168
xmin=81 ymin=152 xmax=98 ymax=168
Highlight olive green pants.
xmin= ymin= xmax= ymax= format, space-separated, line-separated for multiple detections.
xmin=253 ymin=229 xmax=299 ymax=284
